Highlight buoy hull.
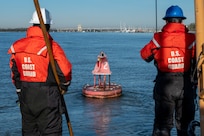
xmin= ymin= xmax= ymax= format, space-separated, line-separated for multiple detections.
xmin=82 ymin=83 xmax=122 ymax=98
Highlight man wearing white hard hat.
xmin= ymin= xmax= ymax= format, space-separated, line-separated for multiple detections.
xmin=8 ymin=8 xmax=72 ymax=136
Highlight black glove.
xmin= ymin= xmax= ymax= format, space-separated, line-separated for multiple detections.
xmin=60 ymin=81 xmax=71 ymax=94
xmin=16 ymin=89 xmax=21 ymax=106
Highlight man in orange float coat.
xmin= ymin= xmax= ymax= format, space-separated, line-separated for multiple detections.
xmin=140 ymin=5 xmax=196 ymax=136
xmin=8 ymin=8 xmax=72 ymax=136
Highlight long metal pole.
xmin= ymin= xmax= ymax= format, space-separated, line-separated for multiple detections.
xmin=194 ymin=0 xmax=204 ymax=135
xmin=155 ymin=0 xmax=158 ymax=32
xmin=33 ymin=0 xmax=74 ymax=135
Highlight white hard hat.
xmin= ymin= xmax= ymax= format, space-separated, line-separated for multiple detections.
xmin=29 ymin=8 xmax=53 ymax=24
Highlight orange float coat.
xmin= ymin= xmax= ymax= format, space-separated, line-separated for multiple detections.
xmin=140 ymin=23 xmax=196 ymax=73
xmin=8 ymin=26 xmax=72 ymax=88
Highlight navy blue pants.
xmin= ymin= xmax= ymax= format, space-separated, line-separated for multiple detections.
xmin=19 ymin=84 xmax=62 ymax=136
xmin=152 ymin=75 xmax=196 ymax=136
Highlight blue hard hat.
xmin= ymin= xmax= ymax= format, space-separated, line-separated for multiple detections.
xmin=163 ymin=5 xmax=186 ymax=20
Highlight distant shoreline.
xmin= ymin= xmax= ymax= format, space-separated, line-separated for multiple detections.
xmin=0 ymin=27 xmax=195 ymax=33
xmin=0 ymin=28 xmax=27 ymax=32
xmin=0 ymin=23 xmax=195 ymax=32
xmin=0 ymin=28 xmax=156 ymax=33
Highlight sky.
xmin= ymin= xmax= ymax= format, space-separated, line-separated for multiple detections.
xmin=0 ymin=0 xmax=195 ymax=29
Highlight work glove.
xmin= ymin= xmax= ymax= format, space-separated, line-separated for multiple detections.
xmin=16 ymin=89 xmax=21 ymax=106
xmin=60 ymin=81 xmax=71 ymax=95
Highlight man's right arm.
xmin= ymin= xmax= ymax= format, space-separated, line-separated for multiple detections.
xmin=140 ymin=40 xmax=157 ymax=62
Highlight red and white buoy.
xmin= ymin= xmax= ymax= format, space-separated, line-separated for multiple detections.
xmin=82 ymin=51 xmax=122 ymax=98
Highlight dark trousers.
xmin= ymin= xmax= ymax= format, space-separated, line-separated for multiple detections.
xmin=19 ymin=85 xmax=62 ymax=136
xmin=152 ymin=75 xmax=196 ymax=136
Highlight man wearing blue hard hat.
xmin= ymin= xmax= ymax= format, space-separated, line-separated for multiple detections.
xmin=140 ymin=5 xmax=196 ymax=136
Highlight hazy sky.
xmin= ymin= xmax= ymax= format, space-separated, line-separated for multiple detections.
xmin=0 ymin=0 xmax=195 ymax=29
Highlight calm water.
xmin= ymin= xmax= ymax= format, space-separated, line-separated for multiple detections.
xmin=0 ymin=32 xmax=200 ymax=136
